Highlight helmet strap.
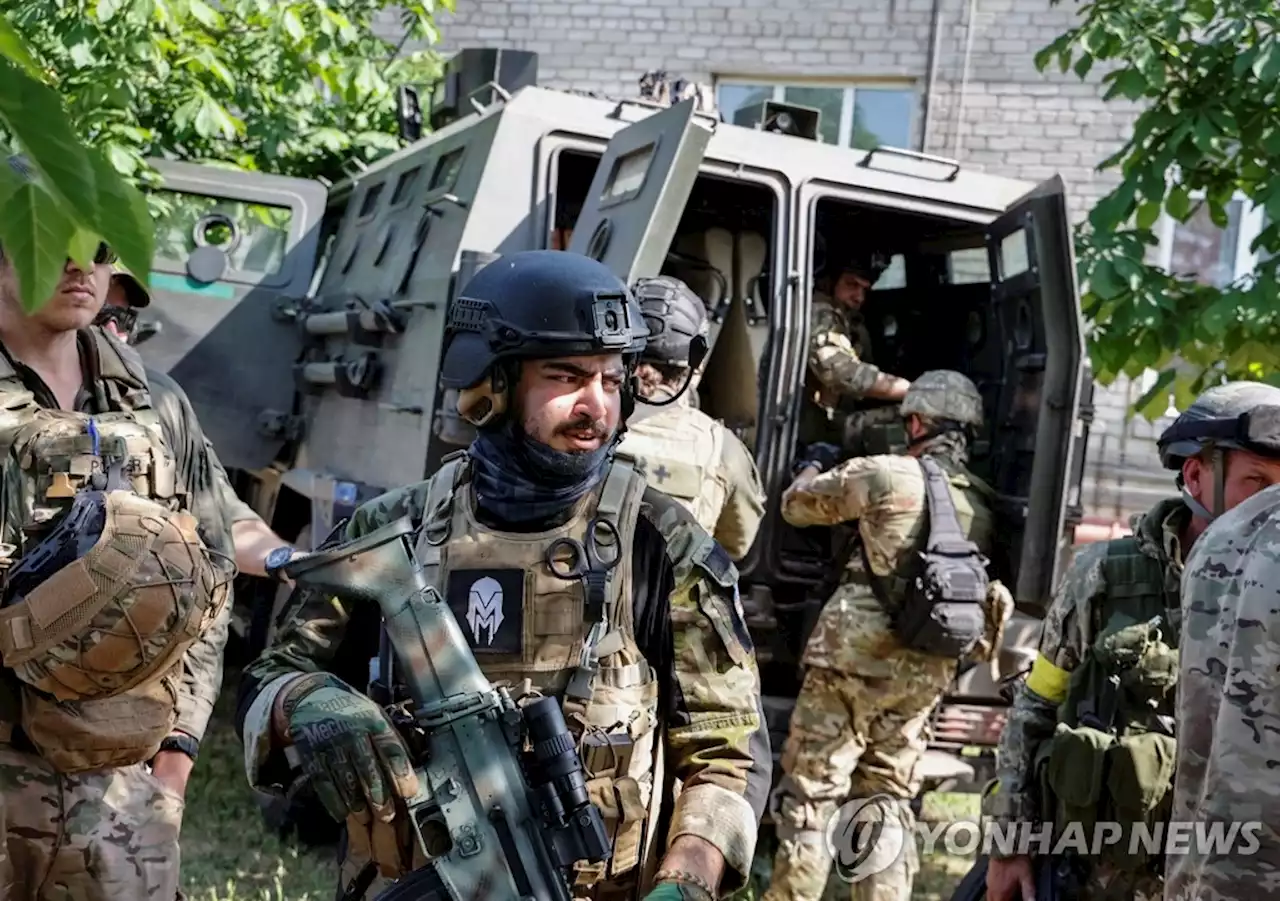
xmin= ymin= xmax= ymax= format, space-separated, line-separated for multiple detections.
xmin=1181 ymin=447 xmax=1226 ymax=522
xmin=635 ymin=335 xmax=708 ymax=409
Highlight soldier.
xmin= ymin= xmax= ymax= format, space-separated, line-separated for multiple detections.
xmin=615 ymin=275 xmax=766 ymax=561
xmin=93 ymin=266 xmax=295 ymax=582
xmin=764 ymin=370 xmax=1010 ymax=901
xmin=802 ymin=246 xmax=913 ymax=457
xmin=0 ymin=227 xmax=238 ymax=899
xmin=984 ymin=381 xmax=1280 ymax=901
xmin=236 ymin=250 xmax=771 ymax=901
xmin=1161 ymin=386 xmax=1280 ymax=901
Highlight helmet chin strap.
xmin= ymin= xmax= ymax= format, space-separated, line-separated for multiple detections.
xmin=635 ymin=336 xmax=709 ymax=408
xmin=1181 ymin=447 xmax=1227 ymax=522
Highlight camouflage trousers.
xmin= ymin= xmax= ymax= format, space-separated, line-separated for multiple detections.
xmin=0 ymin=746 xmax=184 ymax=900
xmin=763 ymin=662 xmax=954 ymax=901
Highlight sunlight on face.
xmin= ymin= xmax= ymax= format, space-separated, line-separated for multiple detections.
xmin=515 ymin=354 xmax=625 ymax=452
xmin=1184 ymin=447 xmax=1280 ymax=514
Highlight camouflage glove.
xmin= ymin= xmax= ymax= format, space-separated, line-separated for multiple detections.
xmin=279 ymin=673 xmax=420 ymax=824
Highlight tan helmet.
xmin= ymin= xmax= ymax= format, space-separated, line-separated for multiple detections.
xmin=0 ymin=490 xmax=234 ymax=702
xmin=901 ymin=370 xmax=984 ymax=428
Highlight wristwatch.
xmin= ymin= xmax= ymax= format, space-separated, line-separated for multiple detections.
xmin=265 ymin=545 xmax=296 ymax=582
xmin=157 ymin=732 xmax=200 ymax=763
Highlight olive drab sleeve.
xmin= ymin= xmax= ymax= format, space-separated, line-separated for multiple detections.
xmin=1166 ymin=485 xmax=1280 ymax=901
xmin=207 ymin=436 xmax=260 ymax=525
xmin=651 ymin=505 xmax=768 ymax=888
xmin=713 ymin=431 xmax=766 ymax=561
xmin=807 ymin=297 xmax=882 ymax=401
xmin=779 ymin=455 xmax=882 ymax=528
xmin=982 ymin=541 xmax=1104 ymax=837
xmin=237 ymin=480 xmax=433 ymax=795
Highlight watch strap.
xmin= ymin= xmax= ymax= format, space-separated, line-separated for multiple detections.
xmin=158 ymin=732 xmax=200 ymax=762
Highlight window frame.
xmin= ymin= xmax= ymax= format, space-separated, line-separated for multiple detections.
xmin=1154 ymin=188 xmax=1265 ymax=288
xmin=713 ymin=76 xmax=918 ymax=151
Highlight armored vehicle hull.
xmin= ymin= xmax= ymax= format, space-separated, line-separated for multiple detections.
xmin=130 ymin=81 xmax=1091 ymax=803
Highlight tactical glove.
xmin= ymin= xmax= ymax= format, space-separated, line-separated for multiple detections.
xmin=279 ymin=673 xmax=420 ymax=825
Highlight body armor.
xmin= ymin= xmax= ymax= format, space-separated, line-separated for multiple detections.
xmin=0 ymin=330 xmax=231 ymax=772
xmin=412 ymin=453 xmax=660 ymax=897
xmin=1037 ymin=536 xmax=1178 ymax=878
xmin=616 ymin=406 xmax=727 ymax=534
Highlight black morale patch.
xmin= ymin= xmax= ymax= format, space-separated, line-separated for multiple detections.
xmin=703 ymin=541 xmax=734 ymax=584
xmin=446 ymin=568 xmax=524 ymax=654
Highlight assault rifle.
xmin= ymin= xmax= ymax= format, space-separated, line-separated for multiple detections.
xmin=269 ymin=516 xmax=612 ymax=901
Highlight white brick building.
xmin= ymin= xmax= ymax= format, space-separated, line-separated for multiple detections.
xmin=390 ymin=0 xmax=1263 ymax=529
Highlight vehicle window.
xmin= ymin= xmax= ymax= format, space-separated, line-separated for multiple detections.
xmin=948 ymin=247 xmax=991 ymax=284
xmin=150 ymin=190 xmax=294 ymax=275
xmin=872 ymin=253 xmax=907 ymax=290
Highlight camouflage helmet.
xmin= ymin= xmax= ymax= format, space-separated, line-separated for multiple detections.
xmin=632 ymin=275 xmax=707 ymax=366
xmin=0 ymin=490 xmax=233 ymax=702
xmin=1157 ymin=381 xmax=1280 ymax=470
xmin=901 ymin=370 xmax=984 ymax=428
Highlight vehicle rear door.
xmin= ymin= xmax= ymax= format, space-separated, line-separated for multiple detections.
xmin=983 ymin=175 xmax=1089 ymax=611
xmin=566 ymin=97 xmax=714 ymax=283
xmin=134 ymin=159 xmax=327 ymax=471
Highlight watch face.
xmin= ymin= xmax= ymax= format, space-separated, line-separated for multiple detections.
xmin=266 ymin=546 xmax=294 ymax=572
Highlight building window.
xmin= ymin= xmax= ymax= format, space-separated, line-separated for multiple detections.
xmin=715 ymin=79 xmax=916 ymax=150
xmin=1155 ymin=193 xmax=1265 ymax=288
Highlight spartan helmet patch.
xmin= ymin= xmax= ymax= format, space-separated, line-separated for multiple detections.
xmin=446 ymin=568 xmax=524 ymax=654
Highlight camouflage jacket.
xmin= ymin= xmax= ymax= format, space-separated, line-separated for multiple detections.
xmin=0 ymin=330 xmax=236 ymax=745
xmin=780 ymin=438 xmax=1000 ymax=678
xmin=1166 ymin=483 xmax=1280 ymax=901
xmin=237 ymin=469 xmax=772 ymax=885
xmin=807 ymin=292 xmax=881 ymax=405
xmin=983 ymin=496 xmax=1189 ymax=832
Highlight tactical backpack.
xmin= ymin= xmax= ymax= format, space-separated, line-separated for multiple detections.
xmin=872 ymin=455 xmax=989 ymax=658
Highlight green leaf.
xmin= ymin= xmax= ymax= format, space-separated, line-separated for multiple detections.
xmin=82 ymin=146 xmax=154 ymax=285
xmin=1073 ymin=54 xmax=1095 ymax=79
xmin=282 ymin=8 xmax=306 ymax=43
xmin=1253 ymin=42 xmax=1280 ymax=82
xmin=67 ymin=225 xmax=102 ymax=271
xmin=1166 ymin=184 xmax=1191 ymax=221
xmin=188 ymin=0 xmax=223 ymax=28
xmin=1089 ymin=259 xmax=1126 ymax=300
xmin=1104 ymin=69 xmax=1148 ymax=102
xmin=0 ymin=15 xmax=45 ymax=81
xmin=1133 ymin=368 xmax=1177 ymax=421
xmin=95 ymin=0 xmax=124 ymax=23
xmin=1136 ymin=200 xmax=1162 ymax=230
xmin=193 ymin=94 xmax=237 ymax=139
xmin=0 ymin=179 xmax=77 ymax=314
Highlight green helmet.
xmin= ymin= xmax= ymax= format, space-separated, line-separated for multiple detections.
xmin=901 ymin=370 xmax=984 ymax=429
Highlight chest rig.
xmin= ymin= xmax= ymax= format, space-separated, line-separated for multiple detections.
xmin=410 ymin=452 xmax=660 ymax=893
xmin=616 ymin=406 xmax=726 ymax=534
xmin=1037 ymin=537 xmax=1179 ymax=878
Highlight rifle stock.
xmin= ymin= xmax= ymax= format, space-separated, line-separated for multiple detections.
xmin=274 ymin=516 xmax=612 ymax=901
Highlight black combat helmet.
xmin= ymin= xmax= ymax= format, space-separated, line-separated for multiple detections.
xmin=632 ymin=275 xmax=707 ymax=366
xmin=440 ymin=250 xmax=649 ymax=391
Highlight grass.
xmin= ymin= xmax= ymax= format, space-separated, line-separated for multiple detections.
xmin=183 ymin=665 xmax=979 ymax=900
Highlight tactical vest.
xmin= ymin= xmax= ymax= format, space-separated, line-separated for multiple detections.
xmin=615 ymin=406 xmax=727 ymax=534
xmin=0 ymin=329 xmax=231 ymax=773
xmin=1037 ymin=537 xmax=1178 ymax=874
xmin=412 ymin=453 xmax=660 ymax=896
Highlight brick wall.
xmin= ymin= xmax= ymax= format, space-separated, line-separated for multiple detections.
xmin=382 ymin=0 xmax=1165 ymax=524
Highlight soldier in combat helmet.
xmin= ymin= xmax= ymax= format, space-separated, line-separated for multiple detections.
xmin=615 ymin=275 xmax=766 ymax=561
xmin=763 ymin=370 xmax=1012 ymax=901
xmin=801 ymin=245 xmax=913 ymax=458
xmin=984 ymin=380 xmax=1280 ymax=901
xmin=1159 ymin=384 xmax=1280 ymax=901
xmin=237 ymin=250 xmax=771 ymax=901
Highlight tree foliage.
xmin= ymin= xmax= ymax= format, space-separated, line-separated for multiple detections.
xmin=1039 ymin=0 xmax=1280 ymax=419
xmin=1 ymin=0 xmax=448 ymax=312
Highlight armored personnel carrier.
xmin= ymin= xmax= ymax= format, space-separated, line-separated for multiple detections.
xmin=131 ymin=49 xmax=1093 ymax=799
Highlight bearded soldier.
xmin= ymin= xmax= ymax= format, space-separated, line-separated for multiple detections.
xmin=237 ymin=250 xmax=771 ymax=901
xmin=984 ymin=381 xmax=1280 ymax=901
xmin=0 ymin=162 xmax=237 ymax=899
xmin=615 ymin=275 xmax=766 ymax=561
xmin=802 ymin=247 xmax=912 ymax=457
xmin=764 ymin=370 xmax=1012 ymax=901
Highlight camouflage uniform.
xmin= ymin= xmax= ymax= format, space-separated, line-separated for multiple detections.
xmin=1166 ymin=483 xmax=1280 ymax=901
xmin=765 ymin=371 xmax=1007 ymax=901
xmin=984 ymin=497 xmax=1189 ymax=901
xmin=0 ymin=327 xmax=237 ymax=901
xmin=803 ymin=293 xmax=905 ymax=457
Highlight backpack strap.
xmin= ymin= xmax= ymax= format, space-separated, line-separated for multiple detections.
xmin=919 ymin=455 xmax=983 ymax=557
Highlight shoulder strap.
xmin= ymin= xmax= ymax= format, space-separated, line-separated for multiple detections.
xmin=415 ymin=455 xmax=469 ymax=589
xmin=88 ymin=328 xmax=152 ymax=409
xmin=919 ymin=455 xmax=980 ymax=556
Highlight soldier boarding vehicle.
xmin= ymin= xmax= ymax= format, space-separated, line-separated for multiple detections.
xmin=129 ymin=49 xmax=1092 ymax=811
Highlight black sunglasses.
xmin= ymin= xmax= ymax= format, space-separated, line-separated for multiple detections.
xmin=69 ymin=243 xmax=117 ymax=267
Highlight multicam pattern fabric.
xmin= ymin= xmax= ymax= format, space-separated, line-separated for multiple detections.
xmin=807 ymin=293 xmax=881 ymax=403
xmin=1166 ymin=482 xmax=1280 ymax=901
xmin=765 ymin=437 xmax=1003 ymax=901
xmin=900 ymin=370 xmax=984 ymax=427
xmin=240 ymin=463 xmax=769 ymax=895
xmin=0 ymin=746 xmax=185 ymax=900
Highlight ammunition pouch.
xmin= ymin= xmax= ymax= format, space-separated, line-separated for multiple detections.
xmin=19 ymin=665 xmax=181 ymax=772
xmin=1103 ymin=731 xmax=1177 ymax=871
xmin=0 ymin=490 xmax=233 ymax=704
xmin=1044 ymin=722 xmax=1113 ymax=835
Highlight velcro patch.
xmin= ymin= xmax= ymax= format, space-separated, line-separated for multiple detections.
xmin=446 ymin=568 xmax=524 ymax=655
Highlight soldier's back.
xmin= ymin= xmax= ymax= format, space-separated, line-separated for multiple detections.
xmin=616 ymin=404 xmax=727 ymax=530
